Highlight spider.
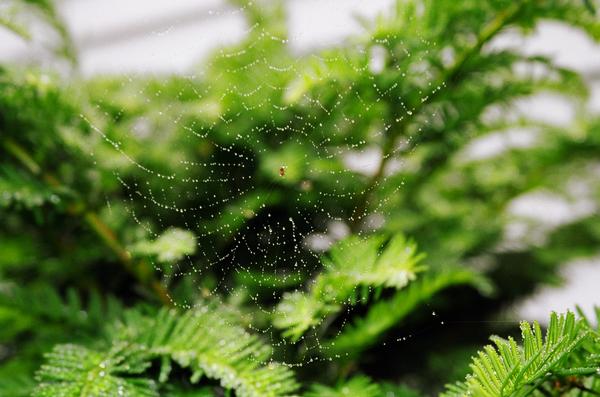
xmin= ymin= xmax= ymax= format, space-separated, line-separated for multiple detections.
xmin=279 ymin=166 xmax=286 ymax=177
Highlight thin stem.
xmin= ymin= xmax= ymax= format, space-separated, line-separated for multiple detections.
xmin=350 ymin=2 xmax=523 ymax=231
xmin=2 ymin=138 xmax=41 ymax=175
xmin=2 ymin=137 xmax=172 ymax=306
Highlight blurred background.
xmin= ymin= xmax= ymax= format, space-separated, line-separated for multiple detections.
xmin=1 ymin=0 xmax=598 ymax=323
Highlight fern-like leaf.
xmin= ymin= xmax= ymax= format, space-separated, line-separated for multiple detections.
xmin=35 ymin=305 xmax=299 ymax=397
xmin=443 ymin=311 xmax=598 ymax=397
xmin=129 ymin=228 xmax=197 ymax=265
xmin=34 ymin=343 xmax=157 ymax=397
xmin=112 ymin=307 xmax=299 ymax=397
xmin=0 ymin=283 xmax=123 ymax=338
xmin=324 ymin=268 xmax=488 ymax=357
xmin=0 ymin=165 xmax=64 ymax=209
xmin=274 ymin=234 xmax=425 ymax=341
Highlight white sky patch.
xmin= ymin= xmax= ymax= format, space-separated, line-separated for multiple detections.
xmin=460 ymin=127 xmax=539 ymax=162
xmin=491 ymin=21 xmax=600 ymax=75
xmin=286 ymin=0 xmax=394 ymax=53
xmin=516 ymin=257 xmax=600 ymax=325
xmin=508 ymin=190 xmax=596 ymax=227
xmin=342 ymin=146 xmax=382 ymax=176
xmin=514 ymin=94 xmax=577 ymax=128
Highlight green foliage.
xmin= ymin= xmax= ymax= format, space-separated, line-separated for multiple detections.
xmin=324 ymin=268 xmax=492 ymax=358
xmin=35 ymin=344 xmax=157 ymax=397
xmin=443 ymin=311 xmax=600 ymax=397
xmin=130 ymin=228 xmax=197 ymax=265
xmin=34 ymin=305 xmax=299 ymax=397
xmin=0 ymin=165 xmax=63 ymax=209
xmin=0 ymin=0 xmax=76 ymax=62
xmin=0 ymin=284 xmax=125 ymax=396
xmin=274 ymin=235 xmax=425 ymax=340
xmin=1 ymin=0 xmax=600 ymax=396
xmin=113 ymin=307 xmax=299 ymax=397
xmin=0 ymin=283 xmax=123 ymax=340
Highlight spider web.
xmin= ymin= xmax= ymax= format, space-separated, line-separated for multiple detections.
xmin=85 ymin=0 xmax=431 ymax=367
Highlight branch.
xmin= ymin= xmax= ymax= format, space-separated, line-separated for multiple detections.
xmin=350 ymin=2 xmax=524 ymax=230
xmin=1 ymin=137 xmax=172 ymax=306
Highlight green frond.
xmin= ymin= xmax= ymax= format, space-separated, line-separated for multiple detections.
xmin=112 ymin=306 xmax=299 ymax=397
xmin=0 ymin=283 xmax=123 ymax=340
xmin=274 ymin=234 xmax=426 ymax=341
xmin=34 ymin=343 xmax=157 ymax=397
xmin=0 ymin=70 xmax=80 ymax=160
xmin=204 ymin=189 xmax=283 ymax=241
xmin=283 ymin=49 xmax=368 ymax=104
xmin=0 ymin=14 xmax=31 ymax=41
xmin=442 ymin=311 xmax=597 ymax=397
xmin=129 ymin=228 xmax=197 ymax=264
xmin=234 ymin=270 xmax=305 ymax=293
xmin=0 ymin=283 xmax=126 ymax=394
xmin=34 ymin=305 xmax=299 ymax=397
xmin=576 ymin=305 xmax=600 ymax=334
xmin=272 ymin=291 xmax=340 ymax=341
xmin=320 ymin=234 xmax=426 ymax=293
xmin=0 ymin=165 xmax=65 ymax=209
xmin=324 ymin=268 xmax=490 ymax=357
